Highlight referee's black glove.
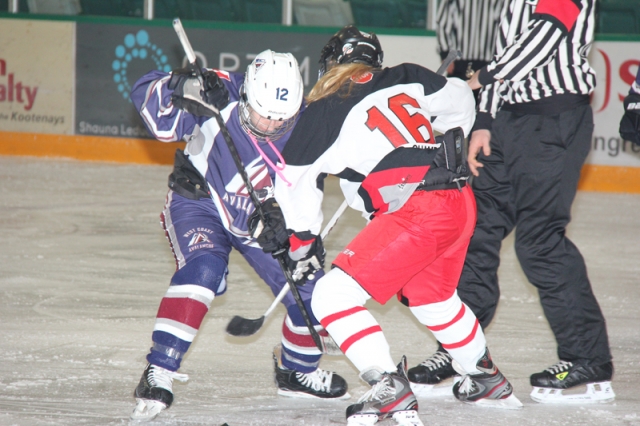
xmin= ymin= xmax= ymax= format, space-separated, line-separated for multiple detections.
xmin=620 ymin=93 xmax=640 ymax=145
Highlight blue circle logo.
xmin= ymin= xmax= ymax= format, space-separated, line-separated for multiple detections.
xmin=113 ymin=30 xmax=172 ymax=101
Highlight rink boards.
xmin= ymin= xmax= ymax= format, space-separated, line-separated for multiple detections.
xmin=0 ymin=16 xmax=639 ymax=193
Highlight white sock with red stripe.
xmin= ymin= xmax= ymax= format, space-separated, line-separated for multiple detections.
xmin=409 ymin=291 xmax=486 ymax=374
xmin=311 ymin=268 xmax=396 ymax=374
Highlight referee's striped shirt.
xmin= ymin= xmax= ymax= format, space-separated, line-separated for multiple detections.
xmin=436 ymin=0 xmax=505 ymax=62
xmin=475 ymin=0 xmax=597 ymax=129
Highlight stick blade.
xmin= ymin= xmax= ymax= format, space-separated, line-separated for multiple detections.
xmin=225 ymin=315 xmax=265 ymax=336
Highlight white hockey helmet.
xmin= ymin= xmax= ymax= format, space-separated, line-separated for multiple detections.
xmin=239 ymin=50 xmax=303 ymax=141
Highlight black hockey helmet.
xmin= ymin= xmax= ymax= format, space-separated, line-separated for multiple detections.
xmin=318 ymin=25 xmax=384 ymax=78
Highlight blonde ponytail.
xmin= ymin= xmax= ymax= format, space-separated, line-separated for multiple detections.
xmin=306 ymin=63 xmax=377 ymax=104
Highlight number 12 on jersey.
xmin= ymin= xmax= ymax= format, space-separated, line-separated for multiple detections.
xmin=365 ymin=93 xmax=435 ymax=148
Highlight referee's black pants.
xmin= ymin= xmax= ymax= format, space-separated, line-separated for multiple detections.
xmin=457 ymin=104 xmax=612 ymax=367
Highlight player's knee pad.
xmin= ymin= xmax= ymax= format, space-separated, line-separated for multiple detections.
xmin=311 ymin=268 xmax=370 ymax=322
xmin=171 ymin=253 xmax=228 ymax=295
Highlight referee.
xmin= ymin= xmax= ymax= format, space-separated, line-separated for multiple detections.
xmin=408 ymin=0 xmax=614 ymax=404
xmin=435 ymin=0 xmax=504 ymax=100
xmin=462 ymin=0 xmax=614 ymax=402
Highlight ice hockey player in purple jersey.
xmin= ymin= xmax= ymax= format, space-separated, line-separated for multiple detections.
xmin=127 ymin=50 xmax=349 ymax=421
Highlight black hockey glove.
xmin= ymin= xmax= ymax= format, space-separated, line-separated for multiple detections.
xmin=247 ymin=198 xmax=289 ymax=254
xmin=285 ymin=234 xmax=325 ymax=285
xmin=619 ymin=93 xmax=640 ymax=145
xmin=168 ymin=66 xmax=229 ymax=117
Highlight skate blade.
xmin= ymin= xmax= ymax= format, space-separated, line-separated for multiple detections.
xmin=530 ymin=381 xmax=615 ymax=404
xmin=130 ymin=398 xmax=167 ymax=421
xmin=469 ymin=393 xmax=523 ymax=410
xmin=347 ymin=413 xmax=379 ymax=425
xmin=277 ymin=388 xmax=351 ymax=400
xmin=392 ymin=410 xmax=424 ymax=426
xmin=409 ymin=377 xmax=457 ymax=398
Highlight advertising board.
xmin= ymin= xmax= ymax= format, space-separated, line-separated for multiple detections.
xmin=75 ymin=22 xmax=331 ymax=139
xmin=0 ymin=19 xmax=74 ymax=134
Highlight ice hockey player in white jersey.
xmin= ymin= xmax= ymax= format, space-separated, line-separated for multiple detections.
xmin=252 ymin=26 xmax=523 ymax=425
xmin=127 ymin=50 xmax=348 ymax=421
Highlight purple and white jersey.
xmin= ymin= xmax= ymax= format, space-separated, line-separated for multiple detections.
xmin=130 ymin=69 xmax=301 ymax=244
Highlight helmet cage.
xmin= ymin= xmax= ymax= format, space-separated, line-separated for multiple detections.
xmin=238 ymin=88 xmax=299 ymax=142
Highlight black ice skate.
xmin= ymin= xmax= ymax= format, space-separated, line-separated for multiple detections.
xmin=130 ymin=363 xmax=189 ymax=421
xmin=273 ymin=344 xmax=350 ymax=400
xmin=346 ymin=356 xmax=423 ymax=426
xmin=530 ymin=360 xmax=615 ymax=404
xmin=407 ymin=347 xmax=458 ymax=397
xmin=452 ymin=349 xmax=523 ymax=409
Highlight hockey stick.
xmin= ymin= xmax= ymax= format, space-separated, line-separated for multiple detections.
xmin=172 ymin=18 xmax=325 ymax=351
xmin=226 ymin=199 xmax=349 ymax=337
xmin=436 ymin=49 xmax=461 ymax=76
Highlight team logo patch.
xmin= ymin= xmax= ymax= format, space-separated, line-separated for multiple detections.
xmin=254 ymin=58 xmax=266 ymax=72
xmin=188 ymin=232 xmax=210 ymax=246
xmin=184 ymin=227 xmax=215 ymax=252
xmin=224 ymin=158 xmax=274 ymax=214
xmin=351 ymin=72 xmax=373 ymax=84
xmin=342 ymin=43 xmax=354 ymax=56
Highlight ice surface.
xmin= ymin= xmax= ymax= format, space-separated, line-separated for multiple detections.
xmin=0 ymin=156 xmax=638 ymax=425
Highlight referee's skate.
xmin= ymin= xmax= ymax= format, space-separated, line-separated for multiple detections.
xmin=529 ymin=360 xmax=615 ymax=404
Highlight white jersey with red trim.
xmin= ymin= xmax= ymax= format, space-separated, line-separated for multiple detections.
xmin=274 ymin=63 xmax=475 ymax=239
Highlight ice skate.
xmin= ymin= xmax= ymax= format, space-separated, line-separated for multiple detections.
xmin=346 ymin=356 xmax=423 ymax=426
xmin=130 ymin=363 xmax=189 ymax=421
xmin=273 ymin=344 xmax=350 ymax=400
xmin=452 ymin=349 xmax=523 ymax=410
xmin=529 ymin=360 xmax=615 ymax=404
xmin=407 ymin=347 xmax=458 ymax=397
